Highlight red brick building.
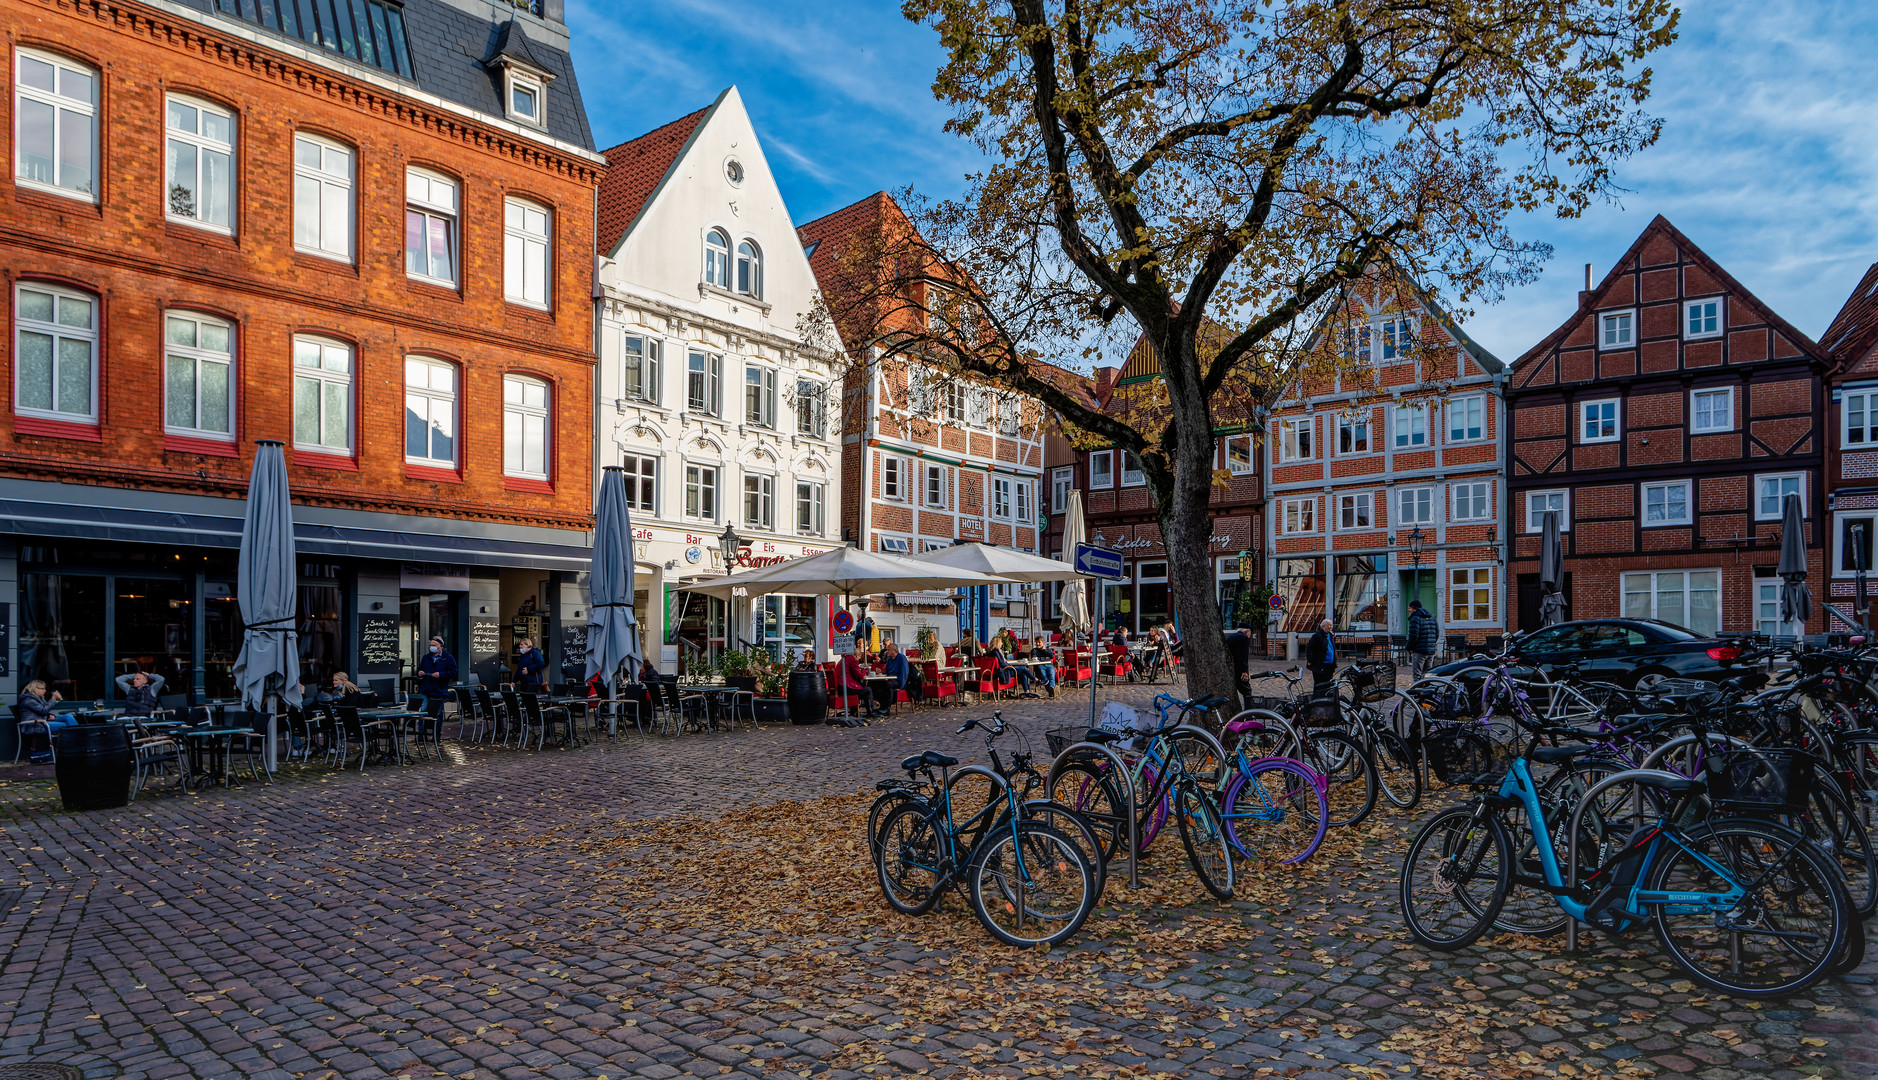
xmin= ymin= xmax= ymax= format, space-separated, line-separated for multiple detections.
xmin=1818 ymin=263 xmax=1878 ymax=628
xmin=0 ymin=0 xmax=604 ymax=706
xmin=1505 ymin=216 xmax=1828 ymax=639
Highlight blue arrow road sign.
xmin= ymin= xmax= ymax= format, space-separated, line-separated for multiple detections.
xmin=1075 ymin=543 xmax=1126 ymax=580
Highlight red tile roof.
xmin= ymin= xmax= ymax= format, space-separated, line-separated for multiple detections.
xmin=1823 ymin=261 xmax=1878 ymax=365
xmin=596 ymin=105 xmax=712 ymax=255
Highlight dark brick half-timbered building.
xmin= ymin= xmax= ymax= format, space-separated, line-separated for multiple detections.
xmin=1505 ymin=216 xmax=1829 ymax=638
xmin=1819 ymin=263 xmax=1878 ymax=628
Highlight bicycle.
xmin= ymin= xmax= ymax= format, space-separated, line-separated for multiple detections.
xmin=873 ymin=714 xmax=1099 ymax=946
xmin=1400 ymin=728 xmax=1853 ymax=998
xmin=1216 ymin=711 xmax=1329 ymax=866
xmin=1231 ymin=668 xmax=1378 ymax=827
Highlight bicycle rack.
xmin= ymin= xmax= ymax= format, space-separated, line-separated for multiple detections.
xmin=1169 ymin=724 xmax=1230 ymax=786
xmin=1563 ymin=767 xmax=1688 ymax=953
xmin=1045 ymin=741 xmax=1141 ymax=889
xmin=1636 ymin=732 xmax=1750 ymax=772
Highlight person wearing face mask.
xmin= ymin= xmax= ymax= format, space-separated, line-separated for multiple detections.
xmin=416 ymin=636 xmax=458 ymax=732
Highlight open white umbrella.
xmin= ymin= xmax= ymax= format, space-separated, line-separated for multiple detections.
xmin=912 ymin=540 xmax=1090 ymax=583
xmin=232 ymin=439 xmax=300 ymax=774
xmin=679 ymin=545 xmax=1013 ymax=600
xmin=1058 ymin=490 xmax=1090 ymax=640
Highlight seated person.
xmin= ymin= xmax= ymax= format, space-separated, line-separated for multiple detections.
xmin=1027 ymin=636 xmax=1058 ymax=695
xmin=17 ymin=679 xmax=70 ymax=749
xmin=114 ymin=670 xmax=167 ymax=717
xmin=957 ymin=630 xmax=984 ymax=660
xmin=985 ymin=641 xmax=1032 ymax=693
xmin=880 ymin=642 xmax=921 ymax=700
xmin=838 ymin=651 xmax=882 ymax=718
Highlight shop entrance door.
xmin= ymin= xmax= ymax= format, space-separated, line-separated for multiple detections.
xmin=1399 ymin=569 xmax=1437 ymax=633
xmin=399 ymin=592 xmax=460 ymax=685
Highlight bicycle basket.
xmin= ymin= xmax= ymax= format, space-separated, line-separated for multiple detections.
xmin=1705 ymin=748 xmax=1810 ymax=812
xmin=1241 ymin=695 xmax=1294 ymax=717
xmin=1296 ymin=698 xmax=1343 ymax=728
xmin=1425 ymin=726 xmax=1507 ymax=787
xmin=1358 ymin=664 xmax=1397 ymax=703
xmin=1634 ymin=675 xmax=1715 ymax=700
xmin=1044 ymin=725 xmax=1097 ymax=758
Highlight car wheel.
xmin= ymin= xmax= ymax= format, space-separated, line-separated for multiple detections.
xmin=1627 ymin=666 xmax=1675 ymax=691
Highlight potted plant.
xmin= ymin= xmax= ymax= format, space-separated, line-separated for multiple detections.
xmin=719 ymin=647 xmax=759 ymax=694
xmin=752 ymin=652 xmax=790 ymax=722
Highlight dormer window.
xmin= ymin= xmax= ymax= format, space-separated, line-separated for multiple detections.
xmin=507 ymin=71 xmax=544 ymax=125
xmin=506 ymin=69 xmax=545 ymax=127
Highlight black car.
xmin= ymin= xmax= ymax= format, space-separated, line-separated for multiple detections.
xmin=1428 ymin=618 xmax=1748 ymax=689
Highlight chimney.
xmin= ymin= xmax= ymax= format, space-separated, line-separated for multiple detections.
xmin=1578 ymin=263 xmax=1595 ymax=308
xmin=1094 ymin=366 xmax=1119 ymax=402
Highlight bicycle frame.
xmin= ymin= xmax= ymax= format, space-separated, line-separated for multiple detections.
xmin=903 ymin=763 xmax=1038 ymax=895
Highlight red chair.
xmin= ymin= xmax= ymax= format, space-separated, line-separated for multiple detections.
xmin=823 ymin=662 xmax=863 ymax=713
xmin=1100 ymin=643 xmax=1133 ymax=683
xmin=970 ymin=656 xmax=1018 ymax=699
xmin=1057 ymin=648 xmax=1093 ymax=686
xmin=921 ymin=661 xmax=958 ymax=705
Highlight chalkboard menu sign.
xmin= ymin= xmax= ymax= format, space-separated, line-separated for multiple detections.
xmin=559 ymin=622 xmax=588 ymax=682
xmin=359 ymin=615 xmax=401 ymax=674
xmin=469 ymin=618 xmax=501 ymax=685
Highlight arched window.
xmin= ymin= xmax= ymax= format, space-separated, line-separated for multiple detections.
xmin=736 ymin=240 xmax=762 ymax=298
xmin=164 ymin=311 xmax=235 ymax=439
xmin=14 ymin=49 xmax=96 ymax=199
xmin=404 ymin=356 xmax=457 ymax=467
xmin=503 ymin=374 xmax=550 ymax=480
xmin=704 ymin=229 xmax=731 ymax=288
xmin=166 ymin=95 xmax=236 ymax=231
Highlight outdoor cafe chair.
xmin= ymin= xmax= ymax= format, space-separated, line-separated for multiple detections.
xmin=657 ymin=679 xmax=704 ymax=735
xmin=10 ymin=706 xmax=53 ymax=764
xmin=126 ymin=717 xmax=187 ymax=799
xmin=515 ymin=693 xmax=571 ymax=750
xmin=335 ymin=706 xmax=394 ymax=773
xmin=500 ymin=691 xmax=531 ymax=747
xmin=452 ymin=687 xmax=486 ymax=744
xmin=474 ymin=688 xmax=511 ymax=745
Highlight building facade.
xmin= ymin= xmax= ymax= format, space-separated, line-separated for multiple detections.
xmin=0 ymin=0 xmax=603 ymax=707
xmin=1816 ymin=263 xmax=1878 ymax=630
xmin=1265 ymin=270 xmax=1507 ymax=653
xmin=594 ymin=87 xmax=842 ymax=670
xmin=1505 ymin=216 xmax=1828 ymax=638
xmin=798 ymin=193 xmax=1050 ymax=647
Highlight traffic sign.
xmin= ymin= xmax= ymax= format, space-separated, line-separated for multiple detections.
xmin=833 ymin=610 xmax=854 ymax=634
xmin=1074 ymin=542 xmax=1125 ymax=580
xmin=1270 ymin=594 xmax=1285 ymax=610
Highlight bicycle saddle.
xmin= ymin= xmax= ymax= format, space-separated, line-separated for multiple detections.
xmin=913 ymin=750 xmax=958 ymax=769
xmin=1531 ymin=744 xmax=1592 ymax=764
xmin=1081 ymin=728 xmax=1123 ymax=744
xmin=1191 ymin=695 xmax=1229 ymax=711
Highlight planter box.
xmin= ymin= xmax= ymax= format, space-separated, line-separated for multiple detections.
xmin=754 ymin=697 xmax=789 ymax=723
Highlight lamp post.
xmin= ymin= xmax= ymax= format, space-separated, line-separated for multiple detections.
xmin=717 ymin=522 xmax=743 ymax=574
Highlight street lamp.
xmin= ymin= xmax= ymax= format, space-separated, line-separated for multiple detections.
xmin=1407 ymin=527 xmax=1425 ymax=568
xmin=717 ymin=523 xmax=743 ymax=574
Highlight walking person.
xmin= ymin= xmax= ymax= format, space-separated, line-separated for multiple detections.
xmin=514 ymin=637 xmax=546 ymax=691
xmin=1406 ymin=599 xmax=1440 ymax=680
xmin=114 ymin=670 xmax=167 ymax=717
xmin=416 ymin=636 xmax=457 ymax=738
xmin=1306 ymin=618 xmax=1339 ymax=701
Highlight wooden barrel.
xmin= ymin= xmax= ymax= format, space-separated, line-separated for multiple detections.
xmin=786 ymin=669 xmax=827 ymax=725
xmin=53 ymin=723 xmax=132 ymax=811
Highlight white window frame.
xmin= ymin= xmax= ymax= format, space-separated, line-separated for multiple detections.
xmin=1397 ymin=486 xmax=1434 ymax=526
xmin=505 ymin=68 xmax=546 ymax=128
xmin=795 ymin=379 xmax=824 ymax=437
xmin=735 ymin=239 xmax=763 ymax=299
xmin=1579 ymin=398 xmax=1620 ymax=443
xmin=1281 ymin=497 xmax=1317 ymax=536
xmin=1690 ymin=386 xmax=1733 ymax=434
xmin=1684 ymin=297 xmax=1724 ymax=340
xmin=1224 ymin=434 xmax=1254 ymax=473
xmin=1525 ymin=489 xmax=1570 ymax=532
xmin=943 ymin=381 xmax=967 ymax=424
xmin=1090 ymin=451 xmax=1113 ymax=489
xmin=687 ymin=350 xmax=721 ymax=415
xmin=13 ymin=283 xmax=98 ymax=424
xmin=1599 ymin=309 xmax=1635 ymax=350
xmin=684 ymin=464 xmax=719 ymax=521
xmin=1623 ymin=569 xmax=1721 ymax=636
xmin=292 ymin=334 xmax=352 ymax=454
xmin=882 ymin=455 xmax=908 ymax=501
xmin=1337 ymin=492 xmax=1372 ymax=531
xmin=620 ymin=452 xmax=656 ymax=512
xmin=1449 ymin=565 xmax=1495 ymax=625
xmin=1642 ymin=480 xmax=1692 ymax=527
xmin=1392 ymin=402 xmax=1428 ymax=448
xmin=879 ymin=535 xmax=911 ymax=555
xmin=1278 ymin=417 xmax=1313 ymax=462
xmin=921 ymin=538 xmax=949 ymax=553
xmin=293 ymin=133 xmax=353 ymax=262
xmin=1447 ymin=394 xmax=1486 ymax=444
xmin=1379 ymin=316 xmax=1416 ymax=363
xmin=1757 ymin=577 xmax=1782 ymax=638
xmin=1755 ymin=472 xmax=1805 ymax=522
xmin=796 ymin=480 xmax=825 ymax=536
xmin=1450 ymin=481 xmax=1492 ymax=523
xmin=164 ymin=94 xmax=236 ymax=233
xmin=704 ymin=229 xmax=732 ymax=289
xmin=1336 ymin=411 xmax=1370 ymax=456
xmin=1838 ymin=512 xmax=1878 ymax=578
xmin=1050 ymin=466 xmax=1072 ymax=513
xmin=163 ymin=310 xmax=235 ymax=441
xmin=404 ymin=356 xmax=458 ymax=468
xmin=622 ymin=333 xmax=661 ymax=404
xmin=1016 ymin=477 xmax=1032 ymax=524
xmin=923 ymin=463 xmax=948 ymax=508
xmin=1847 ymin=387 xmax=1878 ymax=449
xmin=503 ymin=375 xmax=551 ymax=481
xmin=404 ymin=167 xmax=459 ymax=287
xmin=14 ymin=48 xmax=97 ymax=201
xmin=1120 ymin=451 xmax=1145 ymax=487
xmin=744 ymin=364 xmax=778 ymax=428
xmin=503 ymin=196 xmax=551 ymax=308
xmin=744 ymin=473 xmax=775 ymax=530
xmin=991 ymin=476 xmax=1012 ymax=519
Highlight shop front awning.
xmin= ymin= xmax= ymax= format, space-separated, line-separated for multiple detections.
xmin=0 ymin=478 xmax=596 ymax=571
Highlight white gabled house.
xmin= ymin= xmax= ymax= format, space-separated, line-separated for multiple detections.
xmin=593 ymin=87 xmax=842 ymax=669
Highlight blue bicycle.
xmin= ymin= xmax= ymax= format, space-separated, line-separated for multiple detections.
xmin=1400 ymin=726 xmax=1854 ymax=998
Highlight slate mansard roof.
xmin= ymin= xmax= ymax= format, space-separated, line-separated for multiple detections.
xmin=190 ymin=0 xmax=594 ymax=151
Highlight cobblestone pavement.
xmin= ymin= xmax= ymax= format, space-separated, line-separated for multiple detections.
xmin=0 ymin=677 xmax=1873 ymax=1080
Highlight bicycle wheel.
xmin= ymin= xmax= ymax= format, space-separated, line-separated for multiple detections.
xmin=1168 ymin=728 xmax=1226 ymax=791
xmin=1023 ymin=799 xmax=1109 ymax=901
xmin=1794 ymin=774 xmax=1878 ymax=917
xmin=1832 ymin=899 xmax=1869 ymax=976
xmin=1301 ymin=729 xmax=1377 ymax=828
xmin=1220 ymin=757 xmax=1328 ymax=866
xmin=869 ymin=787 xmax=927 ymax=861
xmin=875 ymin=803 xmax=946 ymax=916
xmin=1174 ymin=782 xmax=1235 ymax=901
xmin=1371 ymin=728 xmax=1422 ymax=810
xmin=1646 ymin=818 xmax=1848 ymax=999
xmin=1399 ymin=804 xmax=1511 ymax=951
xmin=946 ymin=766 xmax=1007 ymax=854
xmin=967 ymin=821 xmax=1096 ymax=947
xmin=1047 ymin=758 xmax=1128 ymax=862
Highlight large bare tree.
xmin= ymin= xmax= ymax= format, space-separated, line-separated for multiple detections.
xmin=814 ymin=0 xmax=1677 ymax=701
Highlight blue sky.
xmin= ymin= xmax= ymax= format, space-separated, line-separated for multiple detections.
xmin=568 ymin=0 xmax=1878 ymax=365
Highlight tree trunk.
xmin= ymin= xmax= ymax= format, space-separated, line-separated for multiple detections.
xmin=1155 ymin=336 xmax=1233 ymax=710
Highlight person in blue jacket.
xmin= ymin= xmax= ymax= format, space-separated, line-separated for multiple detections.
xmin=514 ymin=636 xmax=546 ymax=690
xmin=416 ymin=636 xmax=458 ymax=731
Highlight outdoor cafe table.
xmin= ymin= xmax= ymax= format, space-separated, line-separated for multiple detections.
xmin=358 ymin=707 xmax=425 ymax=764
xmin=865 ymin=675 xmax=900 ymax=713
xmin=546 ymin=696 xmax=595 ymax=745
xmin=178 ymin=727 xmax=253 ymax=788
